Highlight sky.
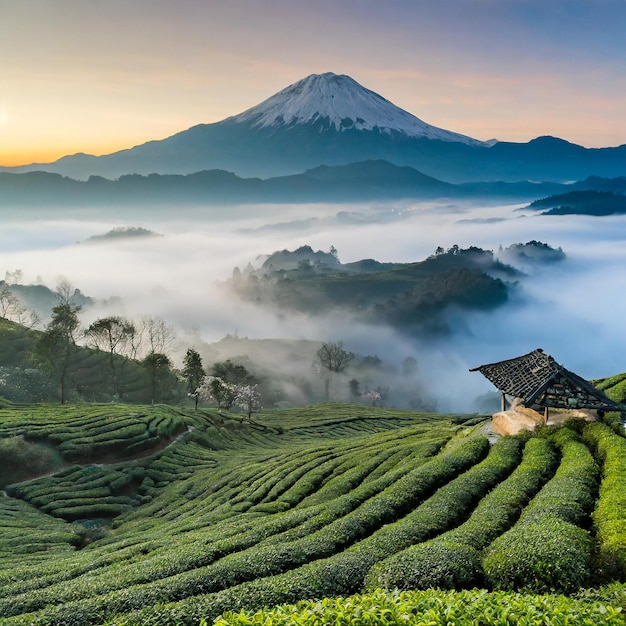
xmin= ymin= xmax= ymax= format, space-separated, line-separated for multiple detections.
xmin=1 ymin=0 xmax=626 ymax=167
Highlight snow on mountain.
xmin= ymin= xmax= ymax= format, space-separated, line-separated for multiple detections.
xmin=229 ymin=72 xmax=485 ymax=145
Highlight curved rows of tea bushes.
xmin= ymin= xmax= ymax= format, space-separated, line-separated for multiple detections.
xmin=0 ymin=435 xmax=484 ymax=621
xmin=0 ymin=414 xmax=455 ymax=608
xmin=93 ymin=437 xmax=522 ymax=626
xmin=8 ymin=465 xmax=146 ymax=520
xmin=482 ymin=430 xmax=599 ymax=593
xmin=584 ymin=421 xmax=626 ymax=580
xmin=0 ymin=437 xmax=439 ymax=615
xmin=364 ymin=435 xmax=559 ymax=591
xmin=0 ymin=497 xmax=79 ymax=563
xmin=0 ymin=404 xmax=186 ymax=463
xmin=0 ymin=402 xmax=624 ymax=626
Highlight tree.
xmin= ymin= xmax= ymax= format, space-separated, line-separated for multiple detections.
xmin=360 ymin=385 xmax=389 ymax=407
xmin=235 ymin=384 xmax=263 ymax=421
xmin=35 ymin=302 xmax=81 ymax=404
xmin=134 ymin=316 xmax=176 ymax=358
xmin=54 ymin=276 xmax=78 ymax=306
xmin=0 ymin=282 xmax=20 ymax=319
xmin=349 ymin=378 xmax=361 ymax=399
xmin=211 ymin=359 xmax=256 ymax=385
xmin=142 ymin=352 xmax=175 ymax=404
xmin=84 ymin=316 xmax=135 ymax=398
xmin=196 ymin=376 xmax=237 ymax=410
xmin=182 ymin=348 xmax=205 ymax=396
xmin=316 ymin=341 xmax=354 ymax=400
xmin=401 ymin=356 xmax=419 ymax=377
xmin=361 ymin=389 xmax=383 ymax=406
xmin=0 ymin=282 xmax=41 ymax=328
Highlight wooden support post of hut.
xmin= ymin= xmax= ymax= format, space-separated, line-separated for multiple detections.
xmin=470 ymin=349 xmax=620 ymax=436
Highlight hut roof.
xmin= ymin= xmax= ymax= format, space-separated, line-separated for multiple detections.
xmin=470 ymin=348 xmax=620 ymax=411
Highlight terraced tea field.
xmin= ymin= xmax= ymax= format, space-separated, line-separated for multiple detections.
xmin=0 ymin=401 xmax=624 ymax=625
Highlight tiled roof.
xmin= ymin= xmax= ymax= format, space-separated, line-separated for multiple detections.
xmin=470 ymin=349 xmax=620 ymax=411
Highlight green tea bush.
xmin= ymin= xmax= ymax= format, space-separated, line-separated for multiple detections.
xmin=111 ymin=437 xmax=508 ymax=625
xmin=0 ymin=438 xmax=488 ymax=624
xmin=484 ymin=516 xmax=593 ymax=593
xmin=211 ymin=587 xmax=625 ymax=626
xmin=365 ymin=437 xmax=556 ymax=591
xmin=482 ymin=438 xmax=598 ymax=593
xmin=583 ymin=422 xmax=626 ymax=580
xmin=366 ymin=540 xmax=482 ymax=591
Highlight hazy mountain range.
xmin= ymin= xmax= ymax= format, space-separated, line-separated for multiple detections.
xmin=2 ymin=161 xmax=625 ymax=208
xmin=2 ymin=72 xmax=625 ymax=185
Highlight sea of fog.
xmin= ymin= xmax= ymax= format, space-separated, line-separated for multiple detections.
xmin=2 ymin=199 xmax=625 ymax=410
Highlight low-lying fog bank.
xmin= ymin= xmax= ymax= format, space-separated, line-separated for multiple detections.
xmin=2 ymin=199 xmax=625 ymax=411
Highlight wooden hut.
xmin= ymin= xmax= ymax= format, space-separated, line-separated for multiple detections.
xmin=470 ymin=348 xmax=620 ymax=431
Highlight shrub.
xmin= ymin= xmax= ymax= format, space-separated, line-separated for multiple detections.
xmin=482 ymin=516 xmax=593 ymax=593
xmin=482 ymin=438 xmax=598 ymax=593
xmin=365 ymin=437 xmax=556 ymax=591
xmin=583 ymin=422 xmax=626 ymax=580
xmin=211 ymin=588 xmax=626 ymax=626
xmin=0 ymin=436 xmax=64 ymax=487
xmin=366 ymin=540 xmax=482 ymax=591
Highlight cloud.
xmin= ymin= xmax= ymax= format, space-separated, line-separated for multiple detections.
xmin=2 ymin=200 xmax=625 ymax=410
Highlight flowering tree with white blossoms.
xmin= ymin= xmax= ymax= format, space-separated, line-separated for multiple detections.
xmin=196 ymin=376 xmax=237 ymax=410
xmin=235 ymin=384 xmax=263 ymax=421
xmin=361 ymin=389 xmax=383 ymax=407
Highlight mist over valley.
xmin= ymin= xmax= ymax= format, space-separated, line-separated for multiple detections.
xmin=2 ymin=196 xmax=625 ymax=411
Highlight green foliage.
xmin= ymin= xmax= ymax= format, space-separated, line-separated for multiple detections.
xmin=182 ymin=348 xmax=204 ymax=394
xmin=583 ymin=422 xmax=626 ymax=580
xmin=0 ymin=496 xmax=80 ymax=561
xmin=482 ymin=438 xmax=599 ymax=593
xmin=0 ymin=404 xmax=624 ymax=626
xmin=230 ymin=245 xmax=514 ymax=333
xmin=212 ymin=587 xmax=625 ymax=626
xmin=211 ymin=359 xmax=257 ymax=385
xmin=0 ymin=318 xmax=183 ymax=404
xmin=34 ymin=302 xmax=81 ymax=403
xmin=366 ymin=436 xmax=558 ymax=591
xmin=0 ymin=436 xmax=64 ymax=488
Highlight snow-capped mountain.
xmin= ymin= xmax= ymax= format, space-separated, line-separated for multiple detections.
xmin=2 ymin=72 xmax=625 ymax=183
xmin=229 ymin=72 xmax=484 ymax=145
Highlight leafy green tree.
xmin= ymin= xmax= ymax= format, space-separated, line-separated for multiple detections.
xmin=35 ymin=303 xmax=81 ymax=403
xmin=211 ymin=359 xmax=256 ymax=385
xmin=84 ymin=316 xmax=135 ymax=398
xmin=182 ymin=348 xmax=205 ymax=394
xmin=142 ymin=352 xmax=176 ymax=404
xmin=317 ymin=341 xmax=354 ymax=400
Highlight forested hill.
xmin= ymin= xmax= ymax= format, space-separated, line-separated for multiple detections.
xmin=530 ymin=189 xmax=626 ymax=216
xmin=226 ymin=242 xmax=563 ymax=334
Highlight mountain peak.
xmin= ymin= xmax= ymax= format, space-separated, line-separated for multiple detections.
xmin=229 ymin=72 xmax=484 ymax=145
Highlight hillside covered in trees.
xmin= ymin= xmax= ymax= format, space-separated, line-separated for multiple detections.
xmin=530 ymin=189 xmax=626 ymax=216
xmin=226 ymin=241 xmax=564 ymax=334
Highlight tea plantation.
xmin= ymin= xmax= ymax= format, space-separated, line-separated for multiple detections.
xmin=0 ymin=400 xmax=624 ymax=625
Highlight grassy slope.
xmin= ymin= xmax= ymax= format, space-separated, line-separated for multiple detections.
xmin=0 ymin=402 xmax=623 ymax=625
